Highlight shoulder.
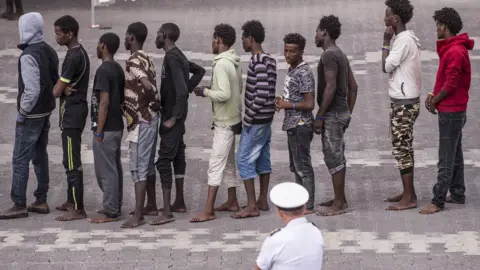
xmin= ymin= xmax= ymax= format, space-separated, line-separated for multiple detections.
xmin=321 ymin=49 xmax=339 ymax=62
xmin=269 ymin=228 xmax=281 ymax=236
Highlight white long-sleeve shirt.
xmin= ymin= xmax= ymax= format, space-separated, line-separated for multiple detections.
xmin=385 ymin=30 xmax=422 ymax=100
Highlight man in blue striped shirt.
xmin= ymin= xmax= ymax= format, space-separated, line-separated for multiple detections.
xmin=232 ymin=20 xmax=277 ymax=219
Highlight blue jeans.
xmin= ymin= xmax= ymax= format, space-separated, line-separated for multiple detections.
xmin=236 ymin=123 xmax=272 ymax=180
xmin=11 ymin=116 xmax=51 ymax=208
xmin=432 ymin=111 xmax=467 ymax=207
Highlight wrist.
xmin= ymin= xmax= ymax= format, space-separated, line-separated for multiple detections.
xmin=292 ymin=101 xmax=296 ymax=110
xmin=94 ymin=131 xmax=104 ymax=137
xmin=383 ymin=40 xmax=391 ymax=46
xmin=315 ymin=115 xmax=325 ymax=121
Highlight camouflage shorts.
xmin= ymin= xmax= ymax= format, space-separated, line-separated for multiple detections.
xmin=390 ymin=102 xmax=420 ymax=174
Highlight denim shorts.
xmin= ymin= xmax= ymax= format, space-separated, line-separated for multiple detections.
xmin=321 ymin=112 xmax=349 ymax=175
xmin=236 ymin=122 xmax=272 ymax=180
xmin=129 ymin=117 xmax=158 ymax=182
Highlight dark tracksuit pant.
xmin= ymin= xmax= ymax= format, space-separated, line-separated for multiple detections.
xmin=61 ymin=128 xmax=84 ymax=210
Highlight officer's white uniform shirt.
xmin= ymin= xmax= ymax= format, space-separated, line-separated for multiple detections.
xmin=256 ymin=217 xmax=324 ymax=270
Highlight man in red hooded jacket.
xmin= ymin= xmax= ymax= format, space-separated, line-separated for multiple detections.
xmin=420 ymin=7 xmax=474 ymax=215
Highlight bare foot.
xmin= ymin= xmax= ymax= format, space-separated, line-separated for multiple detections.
xmin=385 ymin=199 xmax=417 ymax=211
xmin=241 ymin=201 xmax=269 ymax=211
xmin=319 ymin=199 xmax=349 ymax=209
xmin=319 ymin=199 xmax=334 ymax=207
xmin=89 ymin=214 xmax=119 ymax=224
xmin=419 ymin=203 xmax=442 ymax=215
xmin=121 ymin=216 xmax=146 ymax=228
xmin=55 ymin=209 xmax=87 ymax=221
xmin=384 ymin=193 xmax=403 ymax=203
xmin=446 ymin=196 xmax=465 ymax=204
xmin=150 ymin=214 xmax=175 ymax=226
xmin=316 ymin=201 xmax=347 ymax=217
xmin=159 ymin=202 xmax=187 ymax=213
xmin=56 ymin=202 xmax=74 ymax=212
xmin=190 ymin=212 xmax=216 ymax=223
xmin=128 ymin=206 xmax=158 ymax=216
xmin=231 ymin=206 xmax=260 ymax=219
xmin=304 ymin=209 xmax=315 ymax=215
xmin=214 ymin=201 xmax=240 ymax=212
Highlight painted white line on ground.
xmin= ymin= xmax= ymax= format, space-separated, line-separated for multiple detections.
xmin=0 ymin=144 xmax=478 ymax=167
xmin=0 ymin=228 xmax=479 ymax=254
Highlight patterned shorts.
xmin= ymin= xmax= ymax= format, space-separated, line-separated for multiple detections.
xmin=390 ymin=102 xmax=420 ymax=174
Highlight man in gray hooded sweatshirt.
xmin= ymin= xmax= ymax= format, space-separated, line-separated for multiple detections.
xmin=0 ymin=12 xmax=59 ymax=219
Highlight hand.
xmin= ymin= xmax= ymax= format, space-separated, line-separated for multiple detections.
xmin=275 ymin=97 xmax=282 ymax=112
xmin=383 ymin=26 xmax=394 ymax=43
xmin=276 ymin=97 xmax=289 ymax=111
xmin=16 ymin=114 xmax=25 ymax=125
xmin=64 ymin=86 xmax=77 ymax=96
xmin=149 ymin=101 xmax=162 ymax=112
xmin=96 ymin=136 xmax=104 ymax=143
xmin=163 ymin=117 xmax=176 ymax=129
xmin=345 ymin=115 xmax=352 ymax=129
xmin=193 ymin=87 xmax=205 ymax=97
xmin=428 ymin=98 xmax=438 ymax=114
xmin=425 ymin=95 xmax=433 ymax=112
xmin=313 ymin=118 xmax=324 ymax=135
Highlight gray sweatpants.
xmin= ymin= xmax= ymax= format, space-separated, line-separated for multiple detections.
xmin=92 ymin=131 xmax=123 ymax=218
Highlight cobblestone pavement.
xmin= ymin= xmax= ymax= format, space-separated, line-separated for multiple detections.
xmin=0 ymin=0 xmax=480 ymax=269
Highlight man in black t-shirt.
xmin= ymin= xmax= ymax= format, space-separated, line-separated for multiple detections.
xmin=313 ymin=15 xmax=358 ymax=217
xmin=88 ymin=33 xmax=125 ymax=224
xmin=52 ymin=15 xmax=90 ymax=221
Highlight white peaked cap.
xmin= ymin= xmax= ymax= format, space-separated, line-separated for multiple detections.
xmin=269 ymin=182 xmax=308 ymax=209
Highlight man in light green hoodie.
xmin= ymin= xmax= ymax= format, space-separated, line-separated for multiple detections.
xmin=190 ymin=23 xmax=243 ymax=223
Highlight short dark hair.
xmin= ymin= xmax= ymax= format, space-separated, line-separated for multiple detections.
xmin=213 ymin=24 xmax=236 ymax=47
xmin=99 ymin=33 xmax=120 ymax=54
xmin=318 ymin=15 xmax=342 ymax=40
xmin=161 ymin=22 xmax=180 ymax=42
xmin=433 ymin=7 xmax=463 ymax=35
xmin=278 ymin=205 xmax=304 ymax=216
xmin=54 ymin=15 xmax=79 ymax=37
xmin=241 ymin=20 xmax=265 ymax=43
xmin=283 ymin=33 xmax=306 ymax=50
xmin=126 ymin=22 xmax=148 ymax=44
xmin=385 ymin=0 xmax=414 ymax=24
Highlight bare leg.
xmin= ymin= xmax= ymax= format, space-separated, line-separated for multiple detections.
xmin=215 ymin=187 xmax=240 ymax=212
xmin=256 ymin=173 xmax=270 ymax=211
xmin=128 ymin=173 xmax=158 ymax=216
xmin=386 ymin=172 xmax=417 ymax=211
xmin=317 ymin=168 xmax=348 ymax=216
xmin=151 ymin=188 xmax=175 ymax=225
xmin=121 ymin=181 xmax=147 ymax=228
xmin=232 ymin=179 xmax=259 ymax=219
xmin=159 ymin=178 xmax=187 ymax=213
xmin=190 ymin=186 xmax=218 ymax=222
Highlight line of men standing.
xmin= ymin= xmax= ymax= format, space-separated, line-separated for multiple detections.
xmin=0 ymin=1 xmax=475 ymax=230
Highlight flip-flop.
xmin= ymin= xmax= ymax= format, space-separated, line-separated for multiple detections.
xmin=121 ymin=219 xmax=146 ymax=229
xmin=189 ymin=216 xmax=216 ymax=223
xmin=231 ymin=212 xmax=260 ymax=219
xmin=385 ymin=205 xmax=417 ymax=211
xmin=150 ymin=216 xmax=175 ymax=226
xmin=316 ymin=209 xmax=347 ymax=217
xmin=128 ymin=210 xmax=159 ymax=216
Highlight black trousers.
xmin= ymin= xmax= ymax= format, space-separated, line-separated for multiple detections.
xmin=432 ymin=111 xmax=467 ymax=208
xmin=61 ymin=128 xmax=84 ymax=210
xmin=156 ymin=120 xmax=186 ymax=190
xmin=5 ymin=0 xmax=23 ymax=12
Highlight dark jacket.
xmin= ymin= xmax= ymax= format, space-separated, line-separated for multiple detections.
xmin=17 ymin=12 xmax=59 ymax=118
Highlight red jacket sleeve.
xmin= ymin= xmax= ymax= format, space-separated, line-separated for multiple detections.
xmin=443 ymin=49 xmax=465 ymax=93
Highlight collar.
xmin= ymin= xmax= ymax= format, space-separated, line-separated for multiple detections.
xmin=286 ymin=216 xmax=308 ymax=228
xmin=288 ymin=61 xmax=307 ymax=72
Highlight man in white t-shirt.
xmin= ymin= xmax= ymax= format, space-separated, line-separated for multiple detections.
xmin=255 ymin=182 xmax=324 ymax=270
xmin=381 ymin=0 xmax=421 ymax=211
